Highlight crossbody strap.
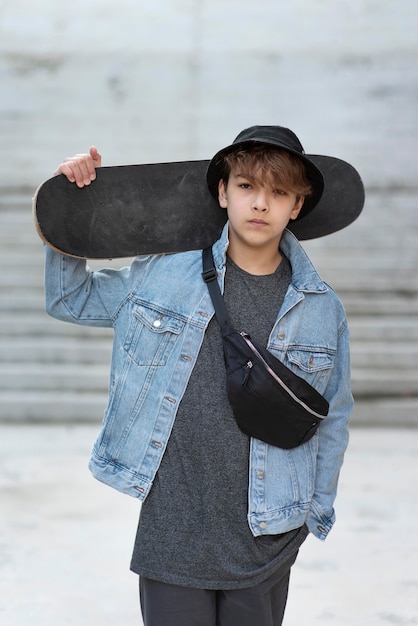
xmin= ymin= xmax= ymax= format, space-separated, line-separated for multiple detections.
xmin=202 ymin=246 xmax=232 ymax=334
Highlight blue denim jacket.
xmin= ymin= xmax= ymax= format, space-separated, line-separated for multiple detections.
xmin=45 ymin=225 xmax=353 ymax=541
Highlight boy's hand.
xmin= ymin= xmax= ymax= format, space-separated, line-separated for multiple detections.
xmin=54 ymin=146 xmax=102 ymax=188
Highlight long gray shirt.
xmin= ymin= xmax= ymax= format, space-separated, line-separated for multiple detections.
xmin=130 ymin=255 xmax=308 ymax=589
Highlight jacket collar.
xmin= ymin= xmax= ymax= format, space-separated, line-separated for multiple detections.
xmin=212 ymin=223 xmax=328 ymax=294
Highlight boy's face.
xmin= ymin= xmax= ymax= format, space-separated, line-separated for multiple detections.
xmin=218 ymin=167 xmax=304 ymax=254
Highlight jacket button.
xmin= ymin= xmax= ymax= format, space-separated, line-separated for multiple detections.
xmin=317 ymin=525 xmax=326 ymax=533
xmin=278 ymin=332 xmax=285 ymax=340
xmin=259 ymin=522 xmax=267 ymax=529
xmin=257 ymin=471 xmax=264 ymax=479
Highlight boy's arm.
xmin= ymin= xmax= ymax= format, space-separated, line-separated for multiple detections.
xmin=45 ymin=247 xmax=130 ymax=327
xmin=306 ymin=320 xmax=353 ymax=540
xmin=45 ymin=147 xmax=134 ymax=327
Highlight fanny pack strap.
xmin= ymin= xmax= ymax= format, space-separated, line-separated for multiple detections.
xmin=202 ymin=246 xmax=232 ymax=334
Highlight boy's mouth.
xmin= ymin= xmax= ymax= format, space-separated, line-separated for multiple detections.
xmin=249 ymin=219 xmax=268 ymax=226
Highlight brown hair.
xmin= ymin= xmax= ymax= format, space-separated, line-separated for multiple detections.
xmin=221 ymin=145 xmax=313 ymax=198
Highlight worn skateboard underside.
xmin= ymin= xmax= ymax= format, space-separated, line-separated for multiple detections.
xmin=33 ymin=161 xmax=227 ymax=259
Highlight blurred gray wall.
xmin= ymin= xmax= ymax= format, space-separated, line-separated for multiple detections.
xmin=1 ymin=0 xmax=417 ymax=189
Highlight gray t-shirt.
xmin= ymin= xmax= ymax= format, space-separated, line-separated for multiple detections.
xmin=130 ymin=255 xmax=308 ymax=589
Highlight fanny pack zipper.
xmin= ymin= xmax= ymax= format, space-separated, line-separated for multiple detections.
xmin=240 ymin=332 xmax=325 ymax=420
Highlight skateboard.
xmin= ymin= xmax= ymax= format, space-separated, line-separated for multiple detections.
xmin=33 ymin=157 xmax=364 ymax=259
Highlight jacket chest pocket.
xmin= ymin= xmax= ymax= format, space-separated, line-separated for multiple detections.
xmin=285 ymin=348 xmax=335 ymax=392
xmin=124 ymin=304 xmax=185 ymax=366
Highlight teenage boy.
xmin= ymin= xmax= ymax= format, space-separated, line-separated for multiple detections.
xmin=46 ymin=126 xmax=356 ymax=626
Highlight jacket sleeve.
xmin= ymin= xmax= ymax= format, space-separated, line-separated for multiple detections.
xmin=44 ymin=247 xmax=144 ymax=327
xmin=306 ymin=318 xmax=353 ymax=540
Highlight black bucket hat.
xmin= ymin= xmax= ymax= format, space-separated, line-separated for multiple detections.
xmin=206 ymin=125 xmax=365 ymax=239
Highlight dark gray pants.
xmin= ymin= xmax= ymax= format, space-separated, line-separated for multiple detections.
xmin=139 ymin=552 xmax=297 ymax=626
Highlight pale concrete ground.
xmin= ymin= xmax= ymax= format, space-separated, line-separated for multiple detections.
xmin=1 ymin=424 xmax=417 ymax=625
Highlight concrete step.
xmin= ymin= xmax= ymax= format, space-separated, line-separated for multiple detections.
xmin=350 ymin=398 xmax=418 ymax=428
xmin=0 ymin=226 xmax=38 ymax=243
xmin=313 ymin=272 xmax=418 ymax=291
xmin=341 ymin=293 xmax=418 ymax=316
xmin=348 ymin=316 xmax=418 ymax=341
xmin=0 ymin=313 xmax=113 ymax=338
xmin=0 ymin=292 xmax=44 ymax=311
xmin=349 ymin=343 xmax=418 ymax=369
xmin=0 ymin=216 xmax=44 ymax=236
xmin=311 ymin=252 xmax=418 ymax=269
xmin=0 ymin=252 xmax=46 ymax=267
xmin=0 ymin=189 xmax=34 ymax=204
xmin=0 ymin=209 xmax=33 ymax=225
xmin=351 ymin=369 xmax=418 ymax=397
xmin=0 ymin=235 xmax=41 ymax=251
xmin=0 ymin=364 xmax=110 ymax=391
xmin=0 ymin=338 xmax=112 ymax=363
xmin=1 ymin=267 xmax=44 ymax=288
xmin=0 ymin=390 xmax=107 ymax=421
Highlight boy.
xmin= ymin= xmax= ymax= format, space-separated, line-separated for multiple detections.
xmin=46 ymin=126 xmax=354 ymax=625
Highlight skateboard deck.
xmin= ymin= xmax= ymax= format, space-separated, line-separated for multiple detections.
xmin=33 ymin=157 xmax=364 ymax=259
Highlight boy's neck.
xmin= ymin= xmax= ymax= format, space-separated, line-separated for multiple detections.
xmin=227 ymin=241 xmax=283 ymax=276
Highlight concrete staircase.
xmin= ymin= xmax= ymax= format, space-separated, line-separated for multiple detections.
xmin=303 ymin=187 xmax=418 ymax=426
xmin=1 ymin=187 xmax=417 ymax=426
xmin=0 ymin=189 xmax=113 ymax=422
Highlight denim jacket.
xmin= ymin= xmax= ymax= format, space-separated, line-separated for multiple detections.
xmin=45 ymin=225 xmax=353 ymax=541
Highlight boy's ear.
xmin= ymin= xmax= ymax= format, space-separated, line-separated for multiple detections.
xmin=289 ymin=196 xmax=305 ymax=221
xmin=218 ymin=179 xmax=228 ymax=208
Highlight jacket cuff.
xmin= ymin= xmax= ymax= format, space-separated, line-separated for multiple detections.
xmin=306 ymin=504 xmax=335 ymax=541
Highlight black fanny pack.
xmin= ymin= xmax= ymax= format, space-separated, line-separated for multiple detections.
xmin=202 ymin=247 xmax=329 ymax=449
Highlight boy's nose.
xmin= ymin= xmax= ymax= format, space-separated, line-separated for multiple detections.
xmin=252 ymin=190 xmax=269 ymax=211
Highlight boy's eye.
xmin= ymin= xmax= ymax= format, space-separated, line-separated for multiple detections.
xmin=273 ymin=189 xmax=287 ymax=195
xmin=239 ymin=183 xmax=252 ymax=189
